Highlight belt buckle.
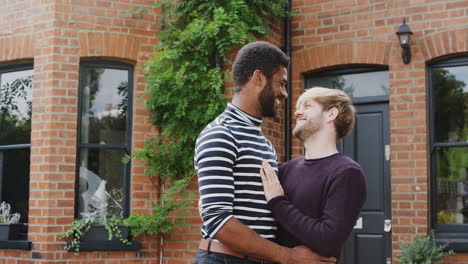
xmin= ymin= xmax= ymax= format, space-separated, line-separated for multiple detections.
xmin=206 ymin=239 xmax=213 ymax=254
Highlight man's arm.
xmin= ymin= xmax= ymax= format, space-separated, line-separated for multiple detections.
xmin=215 ymin=218 xmax=288 ymax=262
xmin=261 ymin=162 xmax=367 ymax=257
xmin=215 ymin=217 xmax=339 ymax=264
xmin=197 ymin=196 xmax=334 ymax=263
xmin=195 ymin=127 xmax=238 ymax=237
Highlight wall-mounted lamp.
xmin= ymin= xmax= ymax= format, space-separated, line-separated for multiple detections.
xmin=395 ymin=19 xmax=413 ymax=64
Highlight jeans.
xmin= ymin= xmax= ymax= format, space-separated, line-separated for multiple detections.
xmin=194 ymin=249 xmax=262 ymax=264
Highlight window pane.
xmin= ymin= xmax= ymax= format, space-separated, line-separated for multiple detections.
xmin=433 ymin=66 xmax=468 ymax=143
xmin=307 ymin=71 xmax=389 ymax=98
xmin=0 ymin=69 xmax=33 ymax=145
xmin=81 ymin=68 xmax=128 ymax=145
xmin=78 ymin=148 xmax=125 ymax=220
xmin=0 ymin=149 xmax=30 ymax=223
xmin=436 ymin=147 xmax=468 ymax=224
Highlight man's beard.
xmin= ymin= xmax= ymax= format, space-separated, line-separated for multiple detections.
xmin=259 ymin=79 xmax=276 ymax=117
xmin=293 ymin=117 xmax=322 ymax=142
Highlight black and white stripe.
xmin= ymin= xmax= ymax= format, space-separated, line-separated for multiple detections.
xmin=195 ymin=103 xmax=278 ymax=240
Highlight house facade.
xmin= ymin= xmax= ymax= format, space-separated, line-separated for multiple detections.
xmin=0 ymin=0 xmax=467 ymax=263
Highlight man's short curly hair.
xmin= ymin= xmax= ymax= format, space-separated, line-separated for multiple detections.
xmin=232 ymin=41 xmax=289 ymax=92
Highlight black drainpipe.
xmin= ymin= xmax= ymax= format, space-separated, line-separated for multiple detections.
xmin=284 ymin=0 xmax=292 ymax=161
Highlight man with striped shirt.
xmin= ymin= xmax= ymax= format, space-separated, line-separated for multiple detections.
xmin=194 ymin=41 xmax=333 ymax=264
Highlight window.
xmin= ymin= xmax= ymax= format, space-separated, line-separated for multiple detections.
xmin=429 ymin=56 xmax=468 ymax=249
xmin=76 ymin=61 xmax=133 ymax=221
xmin=304 ymin=66 xmax=389 ymax=103
xmin=0 ymin=65 xmax=33 ymax=223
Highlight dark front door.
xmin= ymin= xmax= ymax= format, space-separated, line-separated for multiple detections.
xmin=338 ymin=102 xmax=391 ymax=264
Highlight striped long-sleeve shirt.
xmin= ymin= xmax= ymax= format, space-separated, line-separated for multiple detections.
xmin=195 ymin=103 xmax=278 ymax=240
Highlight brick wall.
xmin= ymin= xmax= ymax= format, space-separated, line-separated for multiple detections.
xmin=1 ymin=0 xmax=160 ymax=263
xmin=289 ymin=0 xmax=468 ymax=263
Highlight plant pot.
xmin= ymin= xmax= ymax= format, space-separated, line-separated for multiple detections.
xmin=0 ymin=223 xmax=24 ymax=240
xmin=79 ymin=224 xmax=129 ymax=242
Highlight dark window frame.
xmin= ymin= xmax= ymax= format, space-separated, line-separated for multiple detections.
xmin=428 ymin=55 xmax=468 ymax=251
xmin=0 ymin=63 xmax=33 ymax=248
xmin=304 ymin=64 xmax=390 ymax=104
xmin=75 ymin=60 xmax=134 ymax=219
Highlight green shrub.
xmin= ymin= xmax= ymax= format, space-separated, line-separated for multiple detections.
xmin=397 ymin=231 xmax=454 ymax=264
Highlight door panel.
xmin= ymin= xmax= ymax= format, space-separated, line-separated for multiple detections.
xmin=356 ymin=234 xmax=385 ymax=263
xmin=338 ymin=103 xmax=391 ymax=264
xmin=357 ymin=113 xmax=384 ymax=211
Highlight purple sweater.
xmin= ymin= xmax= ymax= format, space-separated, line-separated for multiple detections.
xmin=267 ymin=153 xmax=367 ymax=258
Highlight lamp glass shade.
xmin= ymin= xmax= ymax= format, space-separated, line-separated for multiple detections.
xmin=398 ymin=33 xmax=411 ymax=47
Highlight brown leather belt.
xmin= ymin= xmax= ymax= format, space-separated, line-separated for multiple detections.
xmin=199 ymin=239 xmax=271 ymax=263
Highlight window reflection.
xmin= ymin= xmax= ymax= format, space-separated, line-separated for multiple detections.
xmin=433 ymin=64 xmax=468 ymax=225
xmin=0 ymin=67 xmax=32 ymax=224
xmin=0 ymin=70 xmax=33 ymax=145
xmin=77 ymin=63 xmax=132 ymax=222
xmin=436 ymin=147 xmax=468 ymax=224
xmin=0 ymin=149 xmax=30 ymax=223
xmin=79 ymin=148 xmax=125 ymax=219
xmin=433 ymin=66 xmax=468 ymax=143
xmin=81 ymin=68 xmax=128 ymax=145
xmin=307 ymin=71 xmax=389 ymax=98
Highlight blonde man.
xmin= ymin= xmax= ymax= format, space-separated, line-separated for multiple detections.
xmin=261 ymin=87 xmax=367 ymax=260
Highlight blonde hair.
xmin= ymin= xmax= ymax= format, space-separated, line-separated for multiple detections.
xmin=297 ymin=87 xmax=355 ymax=140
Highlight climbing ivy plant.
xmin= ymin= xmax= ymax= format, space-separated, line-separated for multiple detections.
xmin=125 ymin=0 xmax=289 ymax=236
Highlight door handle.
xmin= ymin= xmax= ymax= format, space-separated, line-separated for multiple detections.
xmin=353 ymin=217 xmax=362 ymax=229
xmin=384 ymin=219 xmax=391 ymax=232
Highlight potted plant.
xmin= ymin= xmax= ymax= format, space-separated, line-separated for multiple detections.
xmin=0 ymin=201 xmax=23 ymax=241
xmin=60 ymin=216 xmax=130 ymax=253
xmin=60 ymin=180 xmax=131 ymax=253
xmin=396 ymin=230 xmax=454 ymax=264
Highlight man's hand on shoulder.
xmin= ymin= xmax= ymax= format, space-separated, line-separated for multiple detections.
xmin=285 ymin=246 xmax=336 ymax=264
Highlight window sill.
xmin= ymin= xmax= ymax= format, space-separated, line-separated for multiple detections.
xmin=0 ymin=240 xmax=32 ymax=250
xmin=436 ymin=234 xmax=468 ymax=253
xmin=65 ymin=240 xmax=141 ymax=252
